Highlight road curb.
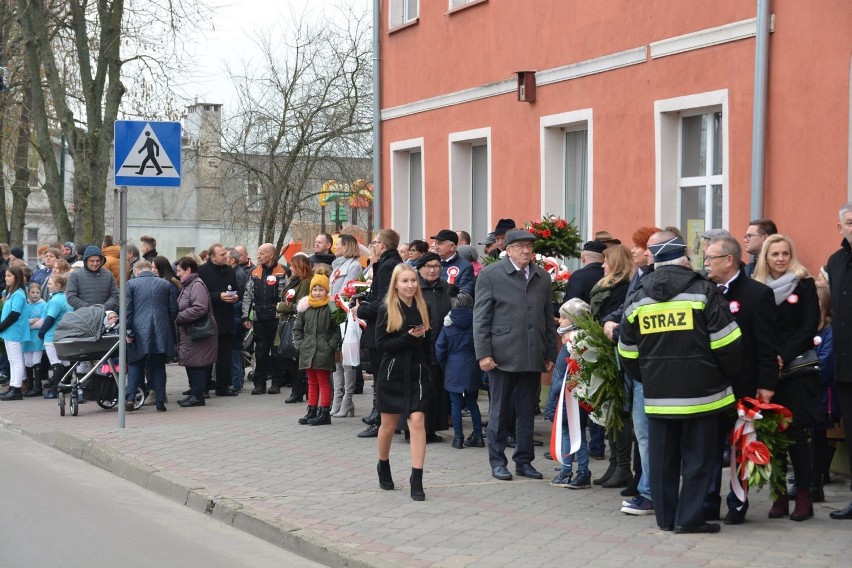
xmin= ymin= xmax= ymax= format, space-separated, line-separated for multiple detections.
xmin=4 ymin=421 xmax=390 ymax=568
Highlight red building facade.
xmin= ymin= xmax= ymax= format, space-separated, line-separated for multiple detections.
xmin=379 ymin=0 xmax=852 ymax=267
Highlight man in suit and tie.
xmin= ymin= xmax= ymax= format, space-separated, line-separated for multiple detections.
xmin=474 ymin=229 xmax=557 ymax=481
xmin=703 ymin=234 xmax=779 ymax=525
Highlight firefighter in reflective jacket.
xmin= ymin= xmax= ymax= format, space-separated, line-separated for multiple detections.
xmin=617 ymin=232 xmax=741 ymax=534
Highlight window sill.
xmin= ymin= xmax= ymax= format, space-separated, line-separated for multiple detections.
xmin=447 ymin=0 xmax=488 ymax=16
xmin=388 ymin=18 xmax=419 ymax=35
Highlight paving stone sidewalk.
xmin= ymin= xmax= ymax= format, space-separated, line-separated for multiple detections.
xmin=1 ymin=365 xmax=850 ymax=567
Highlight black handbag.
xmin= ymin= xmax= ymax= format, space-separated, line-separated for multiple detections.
xmin=189 ymin=314 xmax=216 ymax=341
xmin=780 ymin=348 xmax=820 ymax=379
xmin=277 ymin=316 xmax=298 ymax=359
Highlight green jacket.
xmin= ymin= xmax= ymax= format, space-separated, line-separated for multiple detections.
xmin=293 ymin=301 xmax=342 ymax=371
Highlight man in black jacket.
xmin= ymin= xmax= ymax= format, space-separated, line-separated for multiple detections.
xmin=353 ymin=229 xmax=403 ymax=438
xmin=198 ymin=244 xmax=241 ymax=397
xmin=826 ymin=203 xmax=852 ymax=520
xmin=703 ymin=235 xmax=779 ymax=525
xmin=564 ymin=241 xmax=605 ymax=304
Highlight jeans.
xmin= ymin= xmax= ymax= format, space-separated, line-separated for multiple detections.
xmin=448 ymin=389 xmax=483 ymax=438
xmin=588 ymin=422 xmax=606 ymax=457
xmin=559 ymin=408 xmax=590 ymax=475
xmin=128 ymin=353 xmax=167 ymax=404
xmin=0 ymin=349 xmax=10 ymax=379
xmin=231 ymin=325 xmax=245 ymax=391
xmin=631 ymin=379 xmax=651 ymax=500
xmin=231 ymin=348 xmax=244 ymax=390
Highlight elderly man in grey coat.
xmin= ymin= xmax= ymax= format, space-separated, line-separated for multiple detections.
xmin=126 ymin=260 xmax=178 ymax=411
xmin=474 ymin=229 xmax=557 ymax=481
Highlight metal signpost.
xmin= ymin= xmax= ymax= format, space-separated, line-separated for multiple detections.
xmin=113 ymin=120 xmax=181 ymax=427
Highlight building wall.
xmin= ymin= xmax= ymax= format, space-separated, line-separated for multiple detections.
xmin=380 ymin=0 xmax=852 ymax=268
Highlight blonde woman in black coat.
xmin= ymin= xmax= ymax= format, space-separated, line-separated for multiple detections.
xmin=375 ymin=264 xmax=432 ymax=501
xmin=753 ymin=234 xmax=820 ymax=522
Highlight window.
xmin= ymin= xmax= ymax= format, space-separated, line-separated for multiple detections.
xmin=679 ymin=112 xmax=723 ymax=268
xmin=541 ymin=110 xmax=593 ymax=268
xmin=449 ymin=128 xmax=491 ymax=244
xmin=176 ymin=247 xmax=195 ymax=259
xmin=24 ymin=227 xmax=39 ymax=268
xmin=449 ymin=0 xmax=484 ymax=9
xmin=390 ymin=0 xmax=418 ymax=28
xmin=245 ymin=180 xmax=261 ymax=211
xmin=655 ymin=90 xmax=728 ymax=270
xmin=390 ymin=138 xmax=425 ymax=241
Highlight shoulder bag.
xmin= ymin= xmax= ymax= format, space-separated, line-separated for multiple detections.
xmin=780 ymin=348 xmax=819 ymax=379
xmin=277 ymin=315 xmax=298 ymax=359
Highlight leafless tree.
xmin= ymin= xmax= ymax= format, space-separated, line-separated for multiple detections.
xmin=15 ymin=0 xmax=212 ymax=244
xmin=217 ymin=5 xmax=373 ymax=250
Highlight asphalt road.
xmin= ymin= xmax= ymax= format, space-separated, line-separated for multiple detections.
xmin=0 ymin=428 xmax=327 ymax=568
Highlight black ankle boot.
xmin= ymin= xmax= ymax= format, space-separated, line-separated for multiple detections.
xmin=410 ymin=468 xmax=425 ymax=501
xmin=362 ymin=406 xmax=379 ymax=425
xmin=48 ymin=364 xmax=65 ymax=387
xmin=378 ymin=459 xmax=394 ymax=490
xmin=308 ymin=406 xmax=331 ymax=426
xmin=298 ymin=405 xmax=317 ymax=424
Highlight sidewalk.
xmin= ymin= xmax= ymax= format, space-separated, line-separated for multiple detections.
xmin=2 ymin=365 xmax=850 ymax=568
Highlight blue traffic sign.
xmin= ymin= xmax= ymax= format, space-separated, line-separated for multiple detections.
xmin=114 ymin=120 xmax=181 ymax=187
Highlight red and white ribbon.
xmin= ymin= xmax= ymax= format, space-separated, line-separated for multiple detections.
xmin=550 ymin=366 xmax=582 ymax=465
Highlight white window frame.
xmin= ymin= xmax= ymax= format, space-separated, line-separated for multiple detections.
xmin=654 ymin=89 xmax=729 ymax=231
xmin=540 ymin=109 xmax=594 ymax=240
xmin=449 ymin=128 xmax=491 ymax=241
xmin=389 ymin=0 xmax=419 ymax=29
xmin=390 ymin=137 xmax=426 ymax=242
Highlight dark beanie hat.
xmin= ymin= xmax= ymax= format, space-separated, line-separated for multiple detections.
xmin=415 ymin=252 xmax=441 ymax=269
xmin=10 ymin=246 xmax=24 ymax=259
xmin=451 ymin=290 xmax=474 ymax=310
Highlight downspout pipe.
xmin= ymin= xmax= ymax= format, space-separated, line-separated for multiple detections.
xmin=750 ymin=0 xmax=771 ymax=220
xmin=372 ymin=0 xmax=382 ymax=233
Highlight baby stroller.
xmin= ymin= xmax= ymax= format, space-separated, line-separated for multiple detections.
xmin=52 ymin=305 xmax=144 ymax=416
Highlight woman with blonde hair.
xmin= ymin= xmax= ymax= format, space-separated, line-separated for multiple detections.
xmin=753 ymin=234 xmax=820 ymax=521
xmin=374 ymin=263 xmax=432 ymax=501
xmin=588 ymin=243 xmax=636 ymax=489
xmin=329 ymin=234 xmax=364 ymax=417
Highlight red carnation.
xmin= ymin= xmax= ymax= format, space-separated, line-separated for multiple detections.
xmin=528 ymin=228 xmax=536 ymax=234
xmin=556 ymin=219 xmax=567 ymax=229
xmin=567 ymin=358 xmax=580 ymax=375
xmin=541 ymin=229 xmax=551 ymax=238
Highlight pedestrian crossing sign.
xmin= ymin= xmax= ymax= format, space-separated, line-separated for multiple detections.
xmin=114 ymin=120 xmax=182 ymax=187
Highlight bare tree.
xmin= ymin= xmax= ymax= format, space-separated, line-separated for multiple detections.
xmin=218 ymin=5 xmax=373 ymax=250
xmin=16 ymin=0 xmax=212 ymax=244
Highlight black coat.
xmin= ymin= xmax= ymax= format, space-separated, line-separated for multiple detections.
xmin=827 ymin=238 xmax=852 ymax=383
xmin=375 ymin=301 xmax=432 ymax=417
xmin=564 ymin=262 xmax=604 ymax=304
xmin=771 ymin=276 xmax=820 ymax=424
xmin=722 ymin=268 xmax=779 ymax=399
xmin=198 ymin=261 xmax=240 ymax=335
xmin=358 ymin=249 xmax=403 ymax=348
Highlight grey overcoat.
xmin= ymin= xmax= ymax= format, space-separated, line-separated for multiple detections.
xmin=473 ymin=255 xmax=557 ymax=373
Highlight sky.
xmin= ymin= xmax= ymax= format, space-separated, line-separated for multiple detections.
xmin=178 ymin=0 xmax=371 ymax=115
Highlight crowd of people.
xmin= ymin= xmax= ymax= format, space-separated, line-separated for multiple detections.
xmin=1 ymin=208 xmax=851 ymax=527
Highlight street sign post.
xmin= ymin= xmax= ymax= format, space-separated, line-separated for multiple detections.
xmin=112 ymin=120 xmax=182 ymax=427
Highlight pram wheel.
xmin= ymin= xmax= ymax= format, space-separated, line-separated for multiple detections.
xmin=97 ymin=398 xmax=117 ymax=410
xmin=71 ymin=394 xmax=79 ymax=416
xmin=58 ymin=392 xmax=65 ymax=416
